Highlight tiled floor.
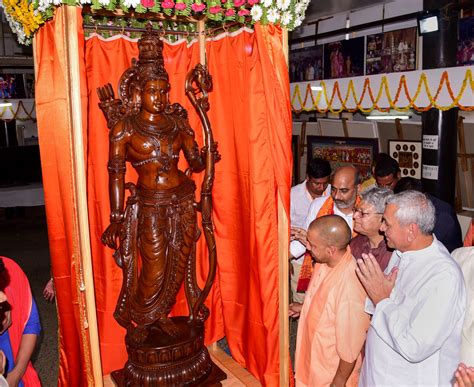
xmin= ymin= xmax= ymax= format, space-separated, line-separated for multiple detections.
xmin=0 ymin=207 xmax=58 ymax=386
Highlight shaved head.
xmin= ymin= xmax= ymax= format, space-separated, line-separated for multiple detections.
xmin=308 ymin=215 xmax=351 ymax=250
xmin=332 ymin=165 xmax=360 ymax=186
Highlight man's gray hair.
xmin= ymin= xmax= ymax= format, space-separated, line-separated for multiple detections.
xmin=387 ymin=190 xmax=436 ymax=234
xmin=360 ymin=186 xmax=392 ymax=213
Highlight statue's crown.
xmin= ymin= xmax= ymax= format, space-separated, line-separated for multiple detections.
xmin=137 ymin=23 xmax=165 ymax=68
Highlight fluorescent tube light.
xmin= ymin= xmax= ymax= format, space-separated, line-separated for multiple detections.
xmin=366 ymin=115 xmax=410 ymax=120
xmin=311 ymin=86 xmax=323 ymax=91
xmin=0 ymin=102 xmax=12 ymax=108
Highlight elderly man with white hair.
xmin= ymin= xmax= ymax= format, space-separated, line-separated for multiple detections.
xmin=356 ymin=190 xmax=466 ymax=386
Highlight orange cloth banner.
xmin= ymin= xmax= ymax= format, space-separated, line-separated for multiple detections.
xmin=35 ymin=11 xmax=291 ymax=386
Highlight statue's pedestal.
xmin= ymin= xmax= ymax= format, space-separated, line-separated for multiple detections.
xmin=111 ymin=360 xmax=226 ymax=386
xmin=104 ymin=344 xmax=261 ymax=387
xmin=110 ymin=317 xmax=226 ymax=386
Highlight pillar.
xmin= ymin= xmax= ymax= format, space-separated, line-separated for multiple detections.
xmin=421 ymin=1 xmax=458 ymax=205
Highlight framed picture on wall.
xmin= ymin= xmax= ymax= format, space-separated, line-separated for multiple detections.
xmin=292 ymin=135 xmax=300 ymax=186
xmin=289 ymin=44 xmax=324 ymax=83
xmin=366 ymin=27 xmax=417 ymax=75
xmin=388 ymin=140 xmax=422 ymax=179
xmin=0 ymin=73 xmax=26 ymax=99
xmin=323 ymin=37 xmax=364 ymax=79
xmin=307 ymin=136 xmax=378 ymax=180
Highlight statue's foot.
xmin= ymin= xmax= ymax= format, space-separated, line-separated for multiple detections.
xmin=130 ymin=325 xmax=148 ymax=344
xmin=158 ymin=318 xmax=179 ymax=337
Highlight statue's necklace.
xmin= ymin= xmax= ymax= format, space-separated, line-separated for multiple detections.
xmin=131 ymin=114 xmax=179 ymax=178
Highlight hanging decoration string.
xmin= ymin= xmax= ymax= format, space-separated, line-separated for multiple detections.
xmin=291 ymin=68 xmax=474 ymax=114
xmin=0 ymin=100 xmax=36 ymax=121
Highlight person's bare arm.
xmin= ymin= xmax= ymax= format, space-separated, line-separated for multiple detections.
xmin=6 ymin=334 xmax=37 ymax=387
xmin=330 ymin=358 xmax=357 ymax=387
xmin=289 ymin=303 xmax=303 ymax=318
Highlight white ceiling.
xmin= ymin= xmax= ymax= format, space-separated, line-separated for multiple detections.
xmin=305 ymin=0 xmax=390 ymax=22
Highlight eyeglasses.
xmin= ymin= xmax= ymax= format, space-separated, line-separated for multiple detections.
xmin=353 ymin=207 xmax=383 ymax=217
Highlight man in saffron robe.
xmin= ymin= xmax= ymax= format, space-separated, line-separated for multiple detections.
xmin=290 ymin=216 xmax=370 ymax=387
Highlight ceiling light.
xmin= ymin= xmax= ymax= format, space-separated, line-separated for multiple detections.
xmin=311 ymin=85 xmax=323 ymax=91
xmin=417 ymin=11 xmax=439 ymax=34
xmin=0 ymin=102 xmax=12 ymax=108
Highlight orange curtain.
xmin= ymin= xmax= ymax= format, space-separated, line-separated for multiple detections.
xmin=35 ymin=12 xmax=291 ymax=386
xmin=205 ymin=25 xmax=291 ymax=385
xmin=34 ymin=7 xmax=91 ymax=386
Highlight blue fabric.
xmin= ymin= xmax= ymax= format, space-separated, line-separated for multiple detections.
xmin=23 ymin=299 xmax=40 ymax=335
xmin=0 ymin=298 xmax=41 ymax=387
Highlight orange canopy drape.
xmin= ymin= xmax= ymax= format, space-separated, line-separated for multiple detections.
xmin=34 ymin=7 xmax=91 ymax=386
xmin=35 ymin=10 xmax=291 ymax=386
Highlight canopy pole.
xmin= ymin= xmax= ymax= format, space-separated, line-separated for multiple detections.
xmin=63 ymin=6 xmax=104 ymax=386
xmin=279 ymin=27 xmax=290 ymax=387
xmin=198 ymin=19 xmax=206 ymax=65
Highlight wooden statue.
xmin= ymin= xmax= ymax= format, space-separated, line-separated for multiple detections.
xmin=98 ymin=24 xmax=222 ymax=386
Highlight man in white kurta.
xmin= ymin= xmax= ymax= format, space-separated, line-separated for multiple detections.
xmin=290 ymin=165 xmax=360 ymax=259
xmin=356 ymin=191 xmax=466 ymax=386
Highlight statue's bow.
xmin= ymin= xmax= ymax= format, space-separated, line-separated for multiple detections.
xmin=185 ymin=64 xmax=218 ymax=321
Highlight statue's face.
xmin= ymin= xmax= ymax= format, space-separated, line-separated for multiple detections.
xmin=141 ymin=79 xmax=169 ymax=114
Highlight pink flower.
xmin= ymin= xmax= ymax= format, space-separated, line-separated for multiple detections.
xmin=247 ymin=0 xmax=258 ymax=4
xmin=162 ymin=0 xmax=175 ymax=8
xmin=238 ymin=8 xmax=249 ymax=15
xmin=221 ymin=0 xmax=226 ymax=3
xmin=191 ymin=2 xmax=206 ymax=11
xmin=209 ymin=5 xmax=222 ymax=13
xmin=233 ymin=0 xmax=245 ymax=6
xmin=175 ymin=1 xmax=186 ymax=10
xmin=225 ymin=8 xmax=235 ymax=15
xmin=141 ymin=0 xmax=154 ymax=6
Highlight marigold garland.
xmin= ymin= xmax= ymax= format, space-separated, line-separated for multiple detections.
xmin=291 ymin=69 xmax=474 ymax=114
xmin=0 ymin=100 xmax=36 ymax=121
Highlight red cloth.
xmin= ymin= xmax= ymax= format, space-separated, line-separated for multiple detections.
xmin=350 ymin=235 xmax=392 ymax=272
xmin=1 ymin=257 xmax=41 ymax=386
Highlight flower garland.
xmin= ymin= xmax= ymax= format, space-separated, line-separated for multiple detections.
xmin=1 ymin=0 xmax=310 ymax=45
xmin=291 ymin=69 xmax=474 ymax=114
xmin=0 ymin=100 xmax=36 ymax=121
xmin=0 ymin=0 xmax=44 ymax=44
